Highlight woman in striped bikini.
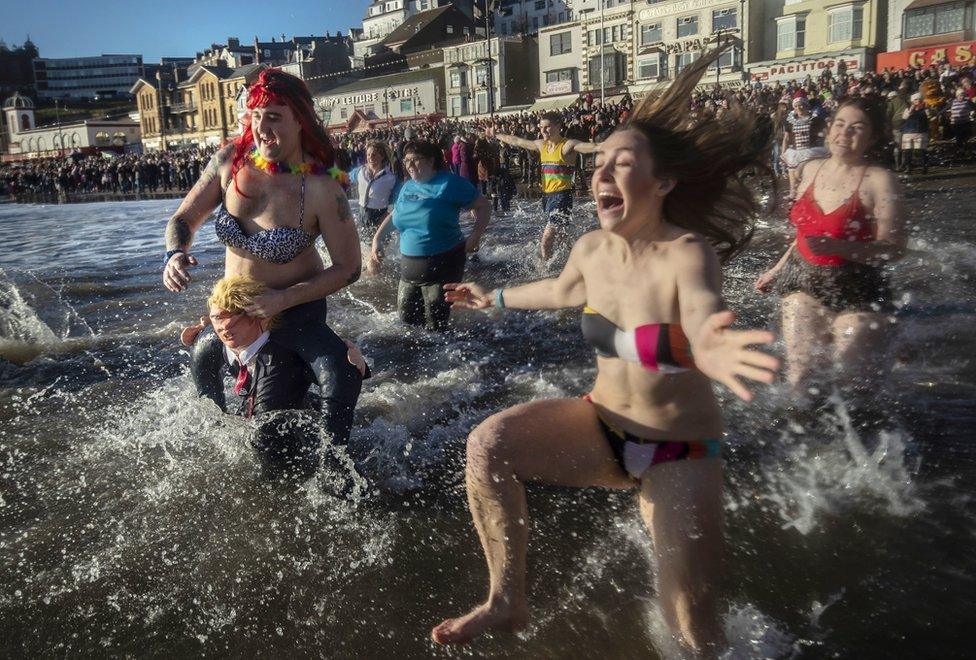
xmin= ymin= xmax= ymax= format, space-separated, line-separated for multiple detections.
xmin=433 ymin=46 xmax=779 ymax=655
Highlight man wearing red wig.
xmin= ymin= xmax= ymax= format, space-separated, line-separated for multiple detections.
xmin=162 ymin=68 xmax=365 ymax=447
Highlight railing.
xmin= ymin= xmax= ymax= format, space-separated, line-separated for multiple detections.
xmin=167 ymin=102 xmax=197 ymax=113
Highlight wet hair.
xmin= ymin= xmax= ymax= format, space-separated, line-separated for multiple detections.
xmin=540 ymin=111 xmax=564 ymax=126
xmin=365 ymin=140 xmax=392 ymax=167
xmin=231 ymin=68 xmax=335 ymax=196
xmin=208 ymin=275 xmax=280 ymax=328
xmin=403 ymin=139 xmax=444 ymax=170
xmin=622 ymin=41 xmax=769 ymax=260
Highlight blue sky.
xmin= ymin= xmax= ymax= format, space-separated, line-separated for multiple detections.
xmin=0 ymin=0 xmax=372 ymax=62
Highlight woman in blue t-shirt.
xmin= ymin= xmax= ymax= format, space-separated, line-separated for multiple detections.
xmin=367 ymin=140 xmax=491 ymax=330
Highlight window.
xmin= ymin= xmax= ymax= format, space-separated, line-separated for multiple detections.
xmin=588 ymin=51 xmax=627 ymax=87
xmin=451 ymin=70 xmax=465 ymax=88
xmin=904 ymin=2 xmax=966 ymax=39
xmin=381 ymin=101 xmax=389 ymax=116
xmin=712 ymin=7 xmax=737 ymax=32
xmin=450 ymin=96 xmax=466 ymax=116
xmin=603 ymin=26 xmax=611 ymax=42
xmin=531 ymin=16 xmax=539 ymax=31
xmin=475 ymin=66 xmax=488 ymax=86
xmin=675 ymin=51 xmax=699 ymax=74
xmin=637 ymin=55 xmax=665 ymax=79
xmin=535 ymin=0 xmax=545 ymax=9
xmin=588 ymin=29 xmax=603 ymax=46
xmin=641 ymin=23 xmax=662 ymax=45
xmin=476 ymin=91 xmax=488 ymax=114
xmin=21 ymin=114 xmax=30 ymax=130
xmin=550 ymin=31 xmax=572 ymax=55
xmin=828 ymin=5 xmax=863 ymax=43
xmin=777 ymin=15 xmax=806 ymax=51
xmin=545 ymin=68 xmax=574 ymax=83
xmin=447 ymin=24 xmax=455 ymax=34
xmin=707 ymin=47 xmax=740 ymax=70
xmin=400 ymin=98 xmax=413 ymax=113
xmin=677 ymin=15 xmax=699 ymax=38
xmin=340 ymin=108 xmax=348 ymax=119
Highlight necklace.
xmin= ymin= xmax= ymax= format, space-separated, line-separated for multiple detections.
xmin=249 ymin=148 xmax=350 ymax=188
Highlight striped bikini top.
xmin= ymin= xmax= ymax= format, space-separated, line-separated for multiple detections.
xmin=213 ymin=174 xmax=317 ymax=264
xmin=540 ymin=139 xmax=574 ymax=194
xmin=581 ymin=306 xmax=694 ymax=374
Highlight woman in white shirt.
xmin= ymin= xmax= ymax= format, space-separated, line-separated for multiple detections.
xmin=356 ymin=140 xmax=399 ymax=239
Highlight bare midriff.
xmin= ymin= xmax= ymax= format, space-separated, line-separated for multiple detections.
xmin=224 ymin=247 xmax=323 ymax=290
xmin=588 ymin=358 xmax=724 ymax=440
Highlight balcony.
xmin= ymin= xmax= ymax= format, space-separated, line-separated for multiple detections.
xmin=167 ymin=102 xmax=197 ymax=113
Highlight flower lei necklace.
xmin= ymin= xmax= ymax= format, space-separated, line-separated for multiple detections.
xmin=249 ymin=148 xmax=349 ymax=188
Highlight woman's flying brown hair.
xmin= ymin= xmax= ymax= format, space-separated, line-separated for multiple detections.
xmin=624 ymin=40 xmax=771 ymax=260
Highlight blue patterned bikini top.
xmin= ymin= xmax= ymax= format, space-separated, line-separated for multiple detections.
xmin=214 ymin=174 xmax=317 ymax=264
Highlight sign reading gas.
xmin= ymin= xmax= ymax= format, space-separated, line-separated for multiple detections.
xmin=876 ymin=40 xmax=974 ymax=71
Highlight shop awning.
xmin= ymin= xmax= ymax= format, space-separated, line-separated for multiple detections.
xmin=528 ymin=95 xmax=580 ymax=112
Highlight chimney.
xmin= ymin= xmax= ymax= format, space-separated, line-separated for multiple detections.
xmin=228 ymin=37 xmax=239 ymax=49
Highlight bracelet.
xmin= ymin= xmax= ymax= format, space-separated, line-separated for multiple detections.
xmin=164 ymin=248 xmax=185 ymax=265
xmin=494 ymin=288 xmax=506 ymax=310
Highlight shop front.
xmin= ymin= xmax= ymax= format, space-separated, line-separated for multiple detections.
xmin=747 ymin=49 xmax=869 ymax=84
xmin=877 ymin=39 xmax=975 ymax=71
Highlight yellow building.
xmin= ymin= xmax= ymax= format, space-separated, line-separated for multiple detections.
xmin=748 ymin=0 xmax=883 ymax=83
xmin=131 ymin=63 xmax=265 ymax=150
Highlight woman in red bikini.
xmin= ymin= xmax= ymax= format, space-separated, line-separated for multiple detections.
xmin=431 ymin=47 xmax=780 ymax=655
xmin=756 ymin=98 xmax=907 ymax=398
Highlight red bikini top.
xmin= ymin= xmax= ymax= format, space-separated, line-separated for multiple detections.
xmin=790 ymin=162 xmax=874 ymax=266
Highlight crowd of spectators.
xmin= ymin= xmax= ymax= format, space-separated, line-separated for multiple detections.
xmin=0 ymin=147 xmax=217 ymax=200
xmin=3 ymin=62 xmax=973 ymax=202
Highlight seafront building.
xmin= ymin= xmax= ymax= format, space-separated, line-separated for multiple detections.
xmin=443 ymin=36 xmax=539 ymax=117
xmin=879 ymin=0 xmax=976 ymax=70
xmin=131 ymin=62 xmax=266 ymax=151
xmin=33 ymin=54 xmax=145 ymax=100
xmin=2 ymin=92 xmax=140 ymax=159
xmin=747 ymin=0 xmax=885 ymax=83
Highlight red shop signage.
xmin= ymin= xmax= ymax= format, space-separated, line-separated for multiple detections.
xmin=877 ymin=40 xmax=975 ymax=71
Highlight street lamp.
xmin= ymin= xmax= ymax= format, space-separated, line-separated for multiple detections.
xmin=54 ymin=99 xmax=65 ymax=156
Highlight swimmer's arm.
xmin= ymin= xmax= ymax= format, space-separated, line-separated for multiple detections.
xmin=674 ymin=240 xmax=778 ymax=401
xmin=494 ymin=241 xmax=586 ymax=310
xmin=566 ymin=139 xmax=597 ymax=155
xmin=463 ymin=195 xmax=491 ymax=243
xmin=495 ymin=133 xmax=541 ymax=152
xmin=278 ymin=182 xmax=362 ymax=309
xmin=164 ymin=145 xmax=232 ymax=250
xmin=370 ymin=211 xmax=396 ymax=258
xmin=674 ymin=239 xmax=725 ymax=342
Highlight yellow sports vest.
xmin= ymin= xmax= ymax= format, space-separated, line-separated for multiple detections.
xmin=540 ymin=139 xmax=574 ymax=194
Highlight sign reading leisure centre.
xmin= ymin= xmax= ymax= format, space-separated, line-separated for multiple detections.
xmin=876 ymin=40 xmax=975 ymax=71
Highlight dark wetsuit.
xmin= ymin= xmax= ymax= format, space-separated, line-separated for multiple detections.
xmin=192 ymin=175 xmax=363 ymax=446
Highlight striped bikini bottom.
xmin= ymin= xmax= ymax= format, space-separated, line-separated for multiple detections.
xmin=582 ymin=395 xmax=720 ymax=481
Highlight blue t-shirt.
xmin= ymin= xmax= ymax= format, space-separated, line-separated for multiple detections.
xmin=392 ymin=171 xmax=479 ymax=257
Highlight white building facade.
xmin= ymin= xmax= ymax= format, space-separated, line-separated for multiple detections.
xmin=316 ymin=68 xmax=444 ymax=129
xmin=3 ymin=93 xmax=140 ymax=159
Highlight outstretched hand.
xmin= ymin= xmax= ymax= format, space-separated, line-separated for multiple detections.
xmin=180 ymin=316 xmax=209 ymax=347
xmin=444 ymin=282 xmax=492 ymax=310
xmin=692 ymin=311 xmax=779 ymax=402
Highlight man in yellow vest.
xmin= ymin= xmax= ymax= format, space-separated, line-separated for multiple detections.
xmin=489 ymin=112 xmax=597 ymax=259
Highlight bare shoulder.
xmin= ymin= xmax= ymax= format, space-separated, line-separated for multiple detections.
xmin=668 ymin=232 xmax=718 ymax=269
xmin=308 ymin=175 xmax=354 ymax=227
xmin=573 ymin=228 xmax=610 ymax=255
xmin=863 ymin=164 xmax=899 ymax=192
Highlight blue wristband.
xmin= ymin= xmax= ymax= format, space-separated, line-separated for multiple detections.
xmin=494 ymin=288 xmax=505 ymax=310
xmin=164 ymin=248 xmax=185 ymax=265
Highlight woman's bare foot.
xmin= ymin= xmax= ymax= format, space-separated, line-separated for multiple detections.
xmin=430 ymin=601 xmax=528 ymax=645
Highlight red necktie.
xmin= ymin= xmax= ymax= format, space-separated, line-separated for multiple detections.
xmin=234 ymin=360 xmax=251 ymax=396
